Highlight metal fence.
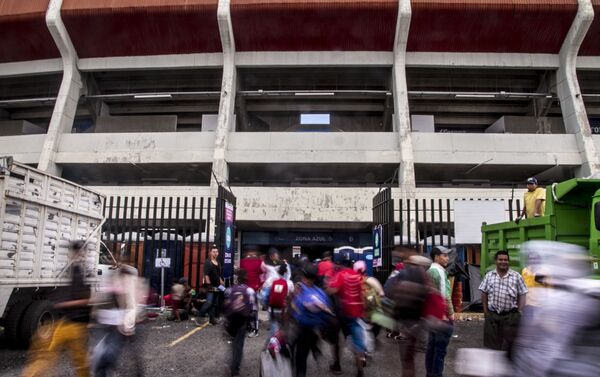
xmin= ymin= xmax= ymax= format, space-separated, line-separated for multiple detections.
xmin=102 ymin=195 xmax=216 ymax=290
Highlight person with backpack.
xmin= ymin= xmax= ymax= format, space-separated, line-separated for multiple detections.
xmin=328 ymin=259 xmax=367 ymax=377
xmin=353 ymin=260 xmax=384 ymax=340
xmin=290 ymin=264 xmax=333 ymax=377
xmin=384 ymin=253 xmax=431 ymax=377
xmin=261 ymin=264 xmax=294 ymax=337
xmin=223 ymin=269 xmax=256 ymax=377
xmin=240 ymin=248 xmax=263 ymax=338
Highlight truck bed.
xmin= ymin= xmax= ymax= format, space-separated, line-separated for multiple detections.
xmin=0 ymin=159 xmax=104 ymax=287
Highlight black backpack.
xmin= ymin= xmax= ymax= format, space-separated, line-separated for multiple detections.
xmin=224 ymin=284 xmax=252 ymax=323
xmin=383 ymin=266 xmax=428 ymax=321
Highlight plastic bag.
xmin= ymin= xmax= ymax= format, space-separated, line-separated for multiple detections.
xmin=259 ymin=350 xmax=292 ymax=377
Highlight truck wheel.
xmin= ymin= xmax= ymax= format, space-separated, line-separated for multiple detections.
xmin=4 ymin=301 xmax=31 ymax=347
xmin=18 ymin=300 xmax=56 ymax=348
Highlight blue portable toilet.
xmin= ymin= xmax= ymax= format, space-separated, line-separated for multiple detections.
xmin=333 ymin=246 xmax=356 ymax=265
xmin=358 ymin=247 xmax=374 ymax=276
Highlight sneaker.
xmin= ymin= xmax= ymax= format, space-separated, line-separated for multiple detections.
xmin=329 ymin=363 xmax=343 ymax=375
xmin=248 ymin=330 xmax=259 ymax=338
xmin=194 ymin=318 xmax=208 ymax=327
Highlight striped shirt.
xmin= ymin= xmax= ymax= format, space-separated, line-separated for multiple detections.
xmin=479 ymin=269 xmax=528 ymax=313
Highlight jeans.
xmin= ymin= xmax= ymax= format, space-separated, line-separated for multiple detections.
xmin=198 ymin=291 xmax=218 ymax=322
xmin=230 ymin=322 xmax=247 ymax=375
xmin=93 ymin=326 xmax=126 ymax=377
xmin=425 ymin=323 xmax=454 ymax=377
xmin=341 ymin=317 xmax=366 ymax=354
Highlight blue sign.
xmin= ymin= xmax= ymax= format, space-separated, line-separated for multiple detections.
xmin=372 ymin=225 xmax=382 ymax=259
xmin=223 ymin=201 xmax=234 ymax=279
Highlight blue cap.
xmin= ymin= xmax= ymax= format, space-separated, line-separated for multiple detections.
xmin=526 ymin=177 xmax=538 ymax=185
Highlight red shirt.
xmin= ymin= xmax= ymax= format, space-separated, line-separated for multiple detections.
xmin=329 ymin=268 xmax=365 ymax=318
xmin=240 ymin=257 xmax=262 ymax=292
xmin=317 ymin=260 xmax=335 ymax=279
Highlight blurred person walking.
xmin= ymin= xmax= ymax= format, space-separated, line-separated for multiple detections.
xmin=327 ymin=260 xmax=367 ymax=377
xmin=223 ymin=269 xmax=256 ymax=377
xmin=260 ymin=263 xmax=294 ymax=338
xmin=240 ymin=247 xmax=263 ymax=337
xmin=479 ymin=250 xmax=527 ymax=353
xmin=425 ymin=247 xmax=454 ymax=377
xmin=196 ymin=245 xmax=225 ymax=326
xmin=22 ymin=241 xmax=92 ymax=377
xmin=91 ymin=264 xmax=147 ymax=377
xmin=262 ymin=247 xmax=291 ymax=284
xmin=290 ymin=264 xmax=333 ymax=377
xmin=384 ymin=252 xmax=431 ymax=377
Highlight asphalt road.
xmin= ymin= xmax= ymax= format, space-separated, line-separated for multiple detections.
xmin=0 ymin=314 xmax=484 ymax=377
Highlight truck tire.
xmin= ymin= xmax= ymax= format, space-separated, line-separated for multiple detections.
xmin=4 ymin=300 xmax=31 ymax=347
xmin=18 ymin=300 xmax=56 ymax=348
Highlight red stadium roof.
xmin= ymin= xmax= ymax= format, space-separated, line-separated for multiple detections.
xmin=61 ymin=0 xmax=221 ymax=58
xmin=580 ymin=0 xmax=600 ymax=56
xmin=231 ymin=0 xmax=399 ymax=51
xmin=407 ymin=0 xmax=578 ymax=54
xmin=1 ymin=0 xmax=598 ymax=62
xmin=0 ymin=0 xmax=59 ymax=63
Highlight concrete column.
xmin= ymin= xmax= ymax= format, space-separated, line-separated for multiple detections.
xmin=557 ymin=0 xmax=600 ymax=176
xmin=38 ymin=0 xmax=82 ymax=175
xmin=392 ymin=0 xmax=416 ymax=198
xmin=210 ymin=0 xmax=236 ymax=195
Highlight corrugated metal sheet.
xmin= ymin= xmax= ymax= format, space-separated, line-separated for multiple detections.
xmin=580 ymin=0 xmax=600 ymax=56
xmin=61 ymin=0 xmax=221 ymax=58
xmin=231 ymin=0 xmax=398 ymax=52
xmin=408 ymin=0 xmax=578 ymax=53
xmin=0 ymin=0 xmax=59 ymax=63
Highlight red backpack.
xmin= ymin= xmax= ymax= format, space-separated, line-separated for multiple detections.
xmin=269 ymin=278 xmax=288 ymax=309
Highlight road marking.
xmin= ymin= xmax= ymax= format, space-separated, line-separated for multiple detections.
xmin=168 ymin=323 xmax=208 ymax=347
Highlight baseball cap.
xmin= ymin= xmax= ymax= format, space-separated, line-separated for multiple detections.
xmin=407 ymin=255 xmax=432 ymax=268
xmin=526 ymin=177 xmax=538 ymax=185
xmin=430 ymin=246 xmax=450 ymax=260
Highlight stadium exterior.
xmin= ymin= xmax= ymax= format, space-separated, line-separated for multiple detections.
xmin=2 ymin=0 xmax=600 ymax=253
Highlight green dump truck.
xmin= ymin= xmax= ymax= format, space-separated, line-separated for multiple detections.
xmin=481 ymin=178 xmax=600 ymax=278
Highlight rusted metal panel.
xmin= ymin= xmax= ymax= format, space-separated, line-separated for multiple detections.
xmin=61 ymin=0 xmax=221 ymax=58
xmin=580 ymin=0 xmax=600 ymax=56
xmin=231 ymin=0 xmax=398 ymax=52
xmin=0 ymin=0 xmax=59 ymax=63
xmin=408 ymin=0 xmax=578 ymax=53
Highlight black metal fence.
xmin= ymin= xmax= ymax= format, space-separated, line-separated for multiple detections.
xmin=374 ymin=192 xmax=523 ymax=281
xmin=101 ymin=195 xmax=216 ymax=290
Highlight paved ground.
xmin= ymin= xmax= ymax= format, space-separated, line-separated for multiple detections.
xmin=0 ymin=313 xmax=483 ymax=377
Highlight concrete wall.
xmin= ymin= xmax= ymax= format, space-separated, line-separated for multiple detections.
xmin=412 ymin=133 xmax=581 ymax=166
xmin=228 ymin=132 xmax=399 ymax=163
xmin=0 ymin=135 xmax=46 ymax=164
xmin=94 ymin=115 xmax=178 ymax=133
xmin=55 ymin=132 xmax=215 ymax=164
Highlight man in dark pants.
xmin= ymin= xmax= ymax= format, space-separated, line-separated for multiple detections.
xmin=479 ymin=250 xmax=528 ymax=353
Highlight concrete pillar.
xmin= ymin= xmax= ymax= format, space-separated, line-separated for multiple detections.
xmin=392 ymin=0 xmax=416 ymax=198
xmin=38 ymin=0 xmax=82 ymax=175
xmin=210 ymin=0 xmax=236 ymax=195
xmin=557 ymin=0 xmax=600 ymax=176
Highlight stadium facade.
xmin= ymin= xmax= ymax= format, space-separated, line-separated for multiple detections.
xmin=2 ymin=0 xmax=600 ymax=254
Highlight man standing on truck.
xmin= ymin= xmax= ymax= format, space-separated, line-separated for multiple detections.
xmin=518 ymin=177 xmax=546 ymax=220
xmin=479 ymin=250 xmax=528 ymax=355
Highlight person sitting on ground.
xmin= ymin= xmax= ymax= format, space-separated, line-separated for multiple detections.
xmin=170 ymin=278 xmax=185 ymax=322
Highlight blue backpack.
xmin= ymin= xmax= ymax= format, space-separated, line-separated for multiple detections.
xmin=291 ymin=283 xmax=332 ymax=328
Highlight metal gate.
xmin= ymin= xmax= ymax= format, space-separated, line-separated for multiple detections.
xmin=101 ymin=195 xmax=215 ymax=291
xmin=215 ymin=185 xmax=237 ymax=286
xmin=372 ymin=187 xmax=395 ymax=282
